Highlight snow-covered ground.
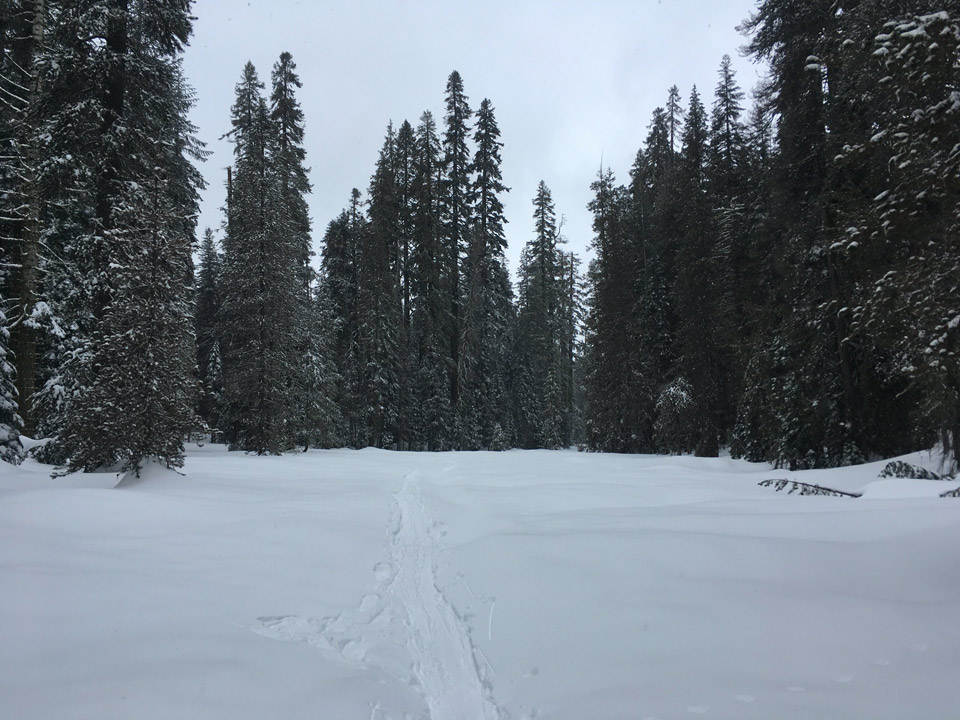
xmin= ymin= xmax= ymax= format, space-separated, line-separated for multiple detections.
xmin=2 ymin=446 xmax=959 ymax=719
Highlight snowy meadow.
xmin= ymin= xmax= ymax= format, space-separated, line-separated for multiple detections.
xmin=2 ymin=447 xmax=959 ymax=719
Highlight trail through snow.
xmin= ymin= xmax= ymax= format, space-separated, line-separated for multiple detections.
xmin=389 ymin=470 xmax=501 ymax=719
xmin=257 ymin=468 xmax=501 ymax=719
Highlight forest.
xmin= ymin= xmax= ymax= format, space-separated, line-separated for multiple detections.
xmin=1 ymin=1 xmax=958 ymax=474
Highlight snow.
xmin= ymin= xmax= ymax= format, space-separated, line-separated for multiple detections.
xmin=2 ymin=446 xmax=960 ymax=719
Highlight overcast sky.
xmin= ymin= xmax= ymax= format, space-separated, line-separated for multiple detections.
xmin=182 ymin=0 xmax=764 ymax=276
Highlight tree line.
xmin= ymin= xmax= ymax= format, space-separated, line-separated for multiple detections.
xmin=583 ymin=2 xmax=958 ymax=472
xmin=196 ymin=67 xmax=584 ymax=453
xmin=1 ymin=0 xmax=957 ymax=473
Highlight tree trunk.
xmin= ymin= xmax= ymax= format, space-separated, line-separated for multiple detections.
xmin=8 ymin=0 xmax=45 ymax=436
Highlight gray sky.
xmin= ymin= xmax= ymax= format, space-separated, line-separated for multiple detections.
xmin=182 ymin=0 xmax=764 ymax=276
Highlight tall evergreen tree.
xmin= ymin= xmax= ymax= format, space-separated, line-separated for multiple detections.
xmin=299 ymin=275 xmax=343 ymax=449
xmin=439 ymin=70 xmax=473 ymax=434
xmin=194 ymin=227 xmax=222 ymax=431
xmin=583 ymin=168 xmax=641 ymax=452
xmin=557 ymin=250 xmax=585 ymax=446
xmin=45 ymin=0 xmax=204 ymax=473
xmin=219 ymin=61 xmax=301 ymax=454
xmin=319 ymin=202 xmax=362 ymax=446
xmin=359 ymin=124 xmax=403 ymax=448
xmin=409 ymin=111 xmax=450 ymax=449
xmin=739 ymin=0 xmax=861 ymax=468
xmin=516 ymin=181 xmax=565 ymax=448
xmin=670 ymin=85 xmax=732 ymax=456
xmin=836 ymin=6 xmax=960 ymax=470
xmin=462 ymin=98 xmax=512 ymax=448
xmin=268 ymin=51 xmax=319 ymax=449
xmin=0 ymin=0 xmax=46 ymax=439
xmin=393 ymin=119 xmax=417 ymax=448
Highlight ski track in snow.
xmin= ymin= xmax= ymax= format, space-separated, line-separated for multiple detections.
xmin=389 ymin=470 xmax=502 ymax=720
xmin=256 ymin=468 xmax=501 ymax=720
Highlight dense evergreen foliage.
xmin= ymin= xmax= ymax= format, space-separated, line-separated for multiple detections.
xmin=583 ymin=3 xmax=959 ymax=472
xmin=1 ymin=2 xmax=955 ymax=472
xmin=2 ymin=0 xmax=203 ymax=473
xmin=318 ymin=73 xmax=578 ymax=451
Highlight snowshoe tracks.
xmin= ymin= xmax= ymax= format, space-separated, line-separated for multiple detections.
xmin=255 ymin=469 xmax=501 ymax=719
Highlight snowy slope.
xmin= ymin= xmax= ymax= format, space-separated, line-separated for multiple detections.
xmin=1 ymin=446 xmax=959 ymax=719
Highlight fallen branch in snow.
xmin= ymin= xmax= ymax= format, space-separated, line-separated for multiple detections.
xmin=879 ymin=461 xmax=949 ymax=481
xmin=758 ymin=478 xmax=862 ymax=498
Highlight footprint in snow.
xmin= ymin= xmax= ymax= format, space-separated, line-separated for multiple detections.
xmin=374 ymin=562 xmax=395 ymax=584
xmin=873 ymin=658 xmax=891 ymax=667
xmin=358 ymin=593 xmax=380 ymax=613
xmin=686 ymin=705 xmax=709 ymax=714
xmin=786 ymin=686 xmax=807 ymax=693
xmin=833 ymin=674 xmax=855 ymax=684
xmin=735 ymin=694 xmax=756 ymax=703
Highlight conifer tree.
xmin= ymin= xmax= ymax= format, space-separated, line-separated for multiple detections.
xmin=557 ymin=250 xmax=585 ymax=446
xmin=0 ymin=0 xmax=46 ymax=438
xmin=195 ymin=227 xmax=222 ymax=432
xmin=46 ymin=0 xmax=204 ymax=473
xmin=516 ymin=181 xmax=565 ymax=448
xmin=583 ymin=169 xmax=640 ymax=452
xmin=61 ymin=161 xmax=199 ymax=473
xmin=409 ymin=110 xmax=451 ymax=449
xmin=670 ymin=86 xmax=731 ymax=456
xmin=439 ymin=71 xmax=473 ymax=435
xmin=359 ymin=124 xmax=403 ymax=448
xmin=298 ymin=276 xmax=343 ymax=449
xmin=836 ymin=7 xmax=960 ymax=470
xmin=219 ymin=61 xmax=302 ymax=454
xmin=268 ymin=51 xmax=319 ymax=449
xmin=393 ymin=119 xmax=417 ymax=448
xmin=740 ymin=0 xmax=861 ymax=468
xmin=462 ymin=98 xmax=512 ymax=448
xmin=319 ymin=205 xmax=362 ymax=445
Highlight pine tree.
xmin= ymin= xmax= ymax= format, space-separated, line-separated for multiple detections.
xmin=359 ymin=124 xmax=403 ymax=448
xmin=740 ymin=0 xmax=861 ymax=468
xmin=61 ymin=163 xmax=199 ymax=473
xmin=835 ymin=6 xmax=960 ymax=470
xmin=670 ymin=85 xmax=731 ymax=456
xmin=0 ymin=0 xmax=46 ymax=438
xmin=299 ymin=276 xmax=343 ymax=449
xmin=409 ymin=110 xmax=451 ymax=449
xmin=319 ymin=205 xmax=361 ymax=445
xmin=439 ymin=71 xmax=473 ymax=437
xmin=462 ymin=98 xmax=512 ymax=448
xmin=393 ymin=119 xmax=417 ymax=449
xmin=47 ymin=0 xmax=204 ymax=473
xmin=269 ymin=51 xmax=318 ymax=450
xmin=219 ymin=61 xmax=302 ymax=454
xmin=708 ymin=55 xmax=747 ymax=201
xmin=516 ymin=181 xmax=565 ymax=448
xmin=269 ymin=52 xmax=312 ymax=293
xmin=583 ymin=169 xmax=641 ymax=452
xmin=557 ymin=250 xmax=585 ymax=446
xmin=194 ymin=227 xmax=222 ymax=432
